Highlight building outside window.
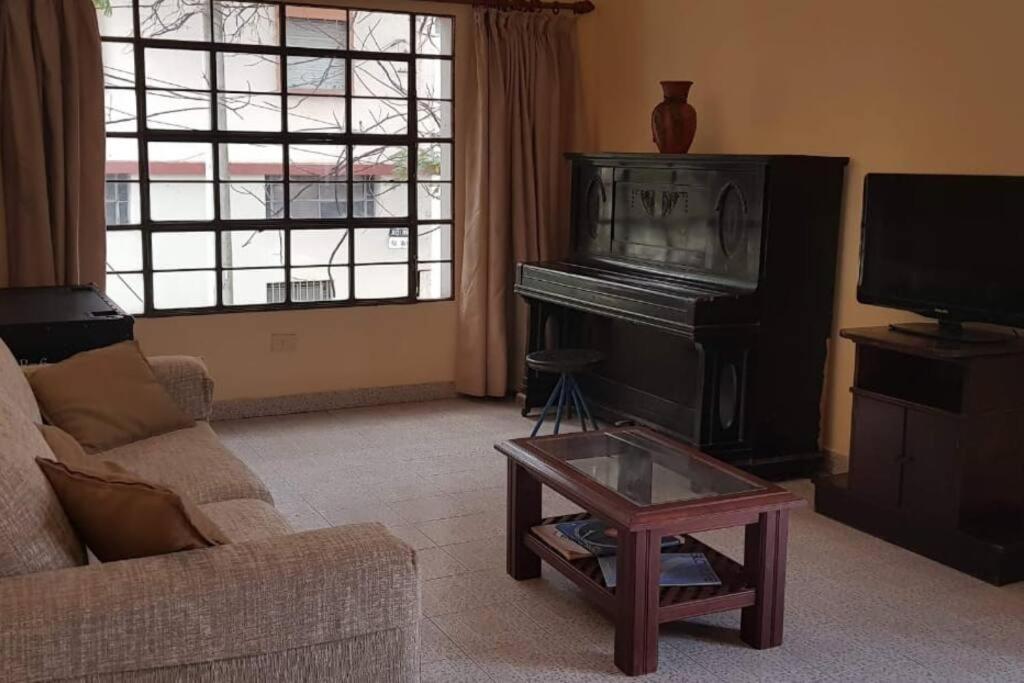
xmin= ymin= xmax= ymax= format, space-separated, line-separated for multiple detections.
xmin=97 ymin=1 xmax=454 ymax=314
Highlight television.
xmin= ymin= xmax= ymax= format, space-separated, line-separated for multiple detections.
xmin=858 ymin=173 xmax=1024 ymax=342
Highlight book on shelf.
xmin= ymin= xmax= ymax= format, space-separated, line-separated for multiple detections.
xmin=530 ymin=524 xmax=593 ymax=561
xmin=597 ymin=553 xmax=723 ymax=589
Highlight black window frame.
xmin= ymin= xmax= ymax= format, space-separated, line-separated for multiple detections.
xmin=100 ymin=1 xmax=455 ymax=317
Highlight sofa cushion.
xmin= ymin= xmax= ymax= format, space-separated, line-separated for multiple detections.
xmin=199 ymin=499 xmax=293 ymax=543
xmin=28 ymin=341 xmax=195 ymax=453
xmin=0 ymin=396 xmax=85 ymax=577
xmin=101 ymin=422 xmax=273 ymax=505
xmin=37 ymin=456 xmax=229 ymax=562
xmin=0 ymin=339 xmax=41 ymax=424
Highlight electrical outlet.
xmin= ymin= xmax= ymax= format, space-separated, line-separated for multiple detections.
xmin=270 ymin=333 xmax=297 ymax=353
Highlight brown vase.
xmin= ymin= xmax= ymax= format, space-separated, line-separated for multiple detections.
xmin=651 ymin=81 xmax=697 ymax=154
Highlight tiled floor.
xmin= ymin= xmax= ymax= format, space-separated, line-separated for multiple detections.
xmin=215 ymin=398 xmax=1024 ymax=682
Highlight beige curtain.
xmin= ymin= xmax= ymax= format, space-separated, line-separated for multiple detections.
xmin=456 ymin=8 xmax=579 ymax=397
xmin=0 ymin=0 xmax=106 ymax=288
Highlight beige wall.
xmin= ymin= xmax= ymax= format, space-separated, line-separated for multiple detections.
xmin=135 ymin=0 xmax=471 ymax=402
xmin=577 ymin=0 xmax=1024 ymax=455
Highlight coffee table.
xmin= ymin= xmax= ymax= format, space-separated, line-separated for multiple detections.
xmin=496 ymin=427 xmax=805 ymax=676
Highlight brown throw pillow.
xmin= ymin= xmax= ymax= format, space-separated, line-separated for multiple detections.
xmin=28 ymin=341 xmax=194 ymax=453
xmin=36 ymin=456 xmax=228 ymax=562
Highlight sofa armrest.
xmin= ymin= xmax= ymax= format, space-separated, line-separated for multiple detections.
xmin=148 ymin=355 xmax=215 ymax=421
xmin=0 ymin=523 xmax=419 ymax=682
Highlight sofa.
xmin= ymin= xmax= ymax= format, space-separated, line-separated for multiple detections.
xmin=0 ymin=341 xmax=420 ymax=682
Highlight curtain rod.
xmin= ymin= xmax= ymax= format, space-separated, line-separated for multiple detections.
xmin=431 ymin=0 xmax=595 ymax=15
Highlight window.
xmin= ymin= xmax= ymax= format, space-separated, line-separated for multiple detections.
xmin=97 ymin=2 xmax=455 ymax=314
xmin=265 ymin=175 xmax=375 ymax=219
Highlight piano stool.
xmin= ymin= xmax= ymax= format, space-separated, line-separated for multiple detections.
xmin=526 ymin=349 xmax=605 ymax=437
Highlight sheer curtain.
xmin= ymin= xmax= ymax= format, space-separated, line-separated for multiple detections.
xmin=0 ymin=0 xmax=105 ymax=288
xmin=456 ymin=8 xmax=579 ymax=397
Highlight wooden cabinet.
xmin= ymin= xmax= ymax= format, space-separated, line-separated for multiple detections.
xmin=815 ymin=326 xmax=1024 ymax=585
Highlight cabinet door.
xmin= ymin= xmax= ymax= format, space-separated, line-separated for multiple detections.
xmin=901 ymin=410 xmax=961 ymax=528
xmin=848 ymin=395 xmax=904 ymax=510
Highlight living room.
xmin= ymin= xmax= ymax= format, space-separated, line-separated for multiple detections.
xmin=1 ymin=0 xmax=1022 ymax=681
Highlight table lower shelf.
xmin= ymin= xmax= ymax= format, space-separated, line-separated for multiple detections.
xmin=526 ymin=513 xmax=756 ymax=622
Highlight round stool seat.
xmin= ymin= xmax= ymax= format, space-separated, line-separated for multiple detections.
xmin=526 ymin=348 xmax=605 ymax=374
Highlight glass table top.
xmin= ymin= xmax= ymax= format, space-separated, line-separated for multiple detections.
xmin=534 ymin=430 xmax=762 ymax=507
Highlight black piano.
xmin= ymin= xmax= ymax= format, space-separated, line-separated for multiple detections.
xmin=516 ymin=153 xmax=848 ymax=477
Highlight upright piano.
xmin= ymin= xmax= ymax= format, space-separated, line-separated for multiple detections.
xmin=516 ymin=153 xmax=848 ymax=477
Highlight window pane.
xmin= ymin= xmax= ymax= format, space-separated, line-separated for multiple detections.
xmin=417 ymin=224 xmax=452 ymax=261
xmin=417 ymin=262 xmax=452 ymax=300
xmin=104 ymin=89 xmax=136 ymax=132
xmin=418 ymin=182 xmax=452 ymax=220
xmin=105 ymin=180 xmax=140 ymax=225
xmin=417 ymin=100 xmax=452 ymax=139
xmin=285 ymin=9 xmax=348 ymax=49
xmin=149 ymin=142 xmax=213 ymax=178
xmin=353 ymin=146 xmax=408 ymax=182
xmin=221 ymin=183 xmax=280 ymax=219
xmin=290 ymin=267 xmax=349 ymax=301
xmin=352 ymin=99 xmax=407 ymax=135
xmin=222 ymin=268 xmax=286 ymax=305
xmin=285 ymin=183 xmax=346 ymax=219
xmin=218 ymin=52 xmax=280 ymax=93
xmin=356 ymin=228 xmax=408 ymax=264
xmin=418 ymin=143 xmax=452 ymax=181
xmin=102 ymin=43 xmax=135 ymax=87
xmin=98 ymin=4 xmax=135 ymax=37
xmin=140 ymin=0 xmax=211 ymax=41
xmin=154 ymin=271 xmax=217 ymax=309
xmin=287 ymin=57 xmax=345 ymax=93
xmin=290 ymin=145 xmax=347 ymax=180
xmin=221 ymin=230 xmax=284 ymax=267
xmin=355 ymin=264 xmax=407 ymax=299
xmin=106 ymin=273 xmax=145 ymax=314
xmin=219 ymin=143 xmax=283 ymax=179
xmin=352 ymin=60 xmax=408 ymax=98
xmin=213 ymin=1 xmax=279 ymax=46
xmin=287 ymin=95 xmax=346 ymax=133
xmin=351 ymin=12 xmax=410 ymax=53
xmin=149 ymin=183 xmax=214 ymax=221
xmin=144 ymin=49 xmax=210 ymax=90
xmin=107 ymin=230 xmax=143 ymax=271
xmin=291 ymin=229 xmax=350 ymax=266
xmin=146 ymin=90 xmax=211 ymax=130
xmin=106 ymin=137 xmax=139 ymax=176
xmin=416 ymin=59 xmax=452 ymax=100
xmin=217 ymin=94 xmax=283 ymax=132
xmin=354 ymin=182 xmax=407 ymax=218
xmin=415 ymin=16 xmax=453 ymax=56
xmin=152 ymin=232 xmax=216 ymax=269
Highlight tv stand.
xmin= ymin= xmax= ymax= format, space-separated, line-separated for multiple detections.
xmin=815 ymin=326 xmax=1024 ymax=585
xmin=889 ymin=320 xmax=1015 ymax=344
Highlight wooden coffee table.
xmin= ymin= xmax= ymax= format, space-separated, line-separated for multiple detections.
xmin=496 ymin=427 xmax=805 ymax=676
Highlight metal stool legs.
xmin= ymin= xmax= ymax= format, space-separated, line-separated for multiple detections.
xmin=530 ymin=372 xmax=599 ymax=437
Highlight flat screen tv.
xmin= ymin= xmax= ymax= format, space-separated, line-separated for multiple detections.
xmin=858 ymin=173 xmax=1024 ymax=342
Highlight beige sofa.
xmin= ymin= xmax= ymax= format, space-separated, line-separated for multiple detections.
xmin=0 ymin=341 xmax=420 ymax=682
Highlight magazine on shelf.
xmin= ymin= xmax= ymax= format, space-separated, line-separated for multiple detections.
xmin=597 ymin=553 xmax=723 ymax=589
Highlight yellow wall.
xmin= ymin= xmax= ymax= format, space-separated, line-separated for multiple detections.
xmin=577 ymin=0 xmax=1024 ymax=455
xmin=135 ymin=0 xmax=470 ymax=402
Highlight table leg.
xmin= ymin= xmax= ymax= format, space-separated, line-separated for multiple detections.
xmin=614 ymin=529 xmax=660 ymax=676
xmin=741 ymin=510 xmax=790 ymax=649
xmin=506 ymin=460 xmax=542 ymax=580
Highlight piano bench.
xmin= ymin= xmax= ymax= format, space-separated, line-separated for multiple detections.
xmin=526 ymin=349 xmax=605 ymax=437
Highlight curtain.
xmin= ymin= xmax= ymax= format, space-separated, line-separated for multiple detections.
xmin=456 ymin=8 xmax=579 ymax=397
xmin=0 ymin=0 xmax=106 ymax=288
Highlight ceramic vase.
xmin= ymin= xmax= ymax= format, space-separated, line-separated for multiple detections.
xmin=651 ymin=80 xmax=697 ymax=154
